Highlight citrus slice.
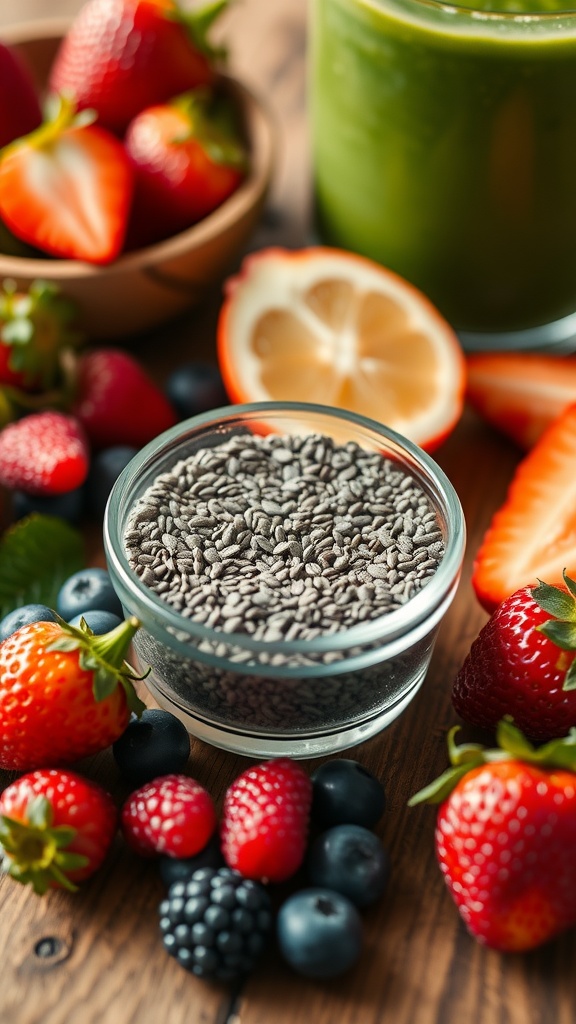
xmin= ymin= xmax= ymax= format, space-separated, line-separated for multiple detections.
xmin=217 ymin=247 xmax=466 ymax=451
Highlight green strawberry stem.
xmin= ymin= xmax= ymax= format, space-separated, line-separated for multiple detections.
xmin=532 ymin=570 xmax=576 ymax=690
xmin=172 ymin=90 xmax=247 ymax=168
xmin=47 ymin=615 xmax=147 ymax=716
xmin=1 ymin=95 xmax=95 ymax=160
xmin=408 ymin=718 xmax=576 ymax=807
xmin=177 ymin=0 xmax=229 ymax=60
xmin=0 ymin=795 xmax=88 ymax=895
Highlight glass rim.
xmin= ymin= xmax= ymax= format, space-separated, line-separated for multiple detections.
xmin=366 ymin=0 xmax=576 ymax=24
xmin=104 ymin=400 xmax=466 ymax=656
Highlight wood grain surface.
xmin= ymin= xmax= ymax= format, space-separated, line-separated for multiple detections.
xmin=0 ymin=2 xmax=574 ymax=1023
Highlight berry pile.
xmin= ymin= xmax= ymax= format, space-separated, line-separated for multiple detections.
xmin=0 ymin=0 xmax=247 ymax=264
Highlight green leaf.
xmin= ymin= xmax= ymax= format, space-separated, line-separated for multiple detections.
xmin=56 ymin=851 xmax=89 ymax=871
xmin=447 ymin=726 xmax=485 ymax=767
xmin=562 ymin=569 xmax=576 ymax=599
xmin=537 ymin=619 xmax=576 ymax=651
xmin=532 ymin=579 xmax=576 ymax=621
xmin=563 ymin=660 xmax=576 ymax=691
xmin=408 ymin=762 xmax=477 ymax=806
xmin=494 ymin=717 xmax=537 ymax=759
xmin=0 ymin=515 xmax=84 ymax=619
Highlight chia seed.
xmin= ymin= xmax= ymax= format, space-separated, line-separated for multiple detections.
xmin=122 ymin=430 xmax=447 ymax=735
xmin=125 ymin=431 xmax=444 ymax=647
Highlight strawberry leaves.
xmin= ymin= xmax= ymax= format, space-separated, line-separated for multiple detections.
xmin=0 ymin=514 xmax=84 ymax=619
xmin=532 ymin=571 xmax=576 ymax=690
xmin=409 ymin=719 xmax=576 ymax=807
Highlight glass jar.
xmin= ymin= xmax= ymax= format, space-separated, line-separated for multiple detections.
xmin=104 ymin=402 xmax=465 ymax=758
xmin=310 ymin=0 xmax=576 ymax=351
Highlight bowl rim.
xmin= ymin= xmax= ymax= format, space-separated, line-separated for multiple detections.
xmin=104 ymin=400 xmax=466 ymax=659
xmin=0 ymin=18 xmax=276 ymax=277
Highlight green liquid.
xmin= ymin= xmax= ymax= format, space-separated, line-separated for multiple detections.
xmin=310 ymin=0 xmax=576 ymax=332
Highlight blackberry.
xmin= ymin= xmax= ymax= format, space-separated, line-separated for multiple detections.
xmin=158 ymin=866 xmax=273 ymax=981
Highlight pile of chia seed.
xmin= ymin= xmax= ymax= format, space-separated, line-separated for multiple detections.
xmin=124 ymin=430 xmax=444 ymax=647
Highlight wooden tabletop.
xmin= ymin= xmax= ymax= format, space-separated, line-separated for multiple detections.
xmin=1 ymin=2 xmax=574 ymax=1022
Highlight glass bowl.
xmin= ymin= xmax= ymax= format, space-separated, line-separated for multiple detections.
xmin=104 ymin=402 xmax=465 ymax=758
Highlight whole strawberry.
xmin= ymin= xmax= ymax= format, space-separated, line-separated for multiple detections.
xmin=0 ymin=615 xmax=145 ymax=771
xmin=121 ymin=774 xmax=217 ymax=858
xmin=72 ymin=348 xmax=176 ymax=449
xmin=49 ymin=0 xmax=226 ymax=136
xmin=0 ymin=768 xmax=117 ymax=894
xmin=0 ymin=280 xmax=81 ymax=393
xmin=0 ymin=41 xmax=42 ymax=148
xmin=220 ymin=757 xmax=312 ymax=883
xmin=452 ymin=574 xmax=576 ymax=741
xmin=410 ymin=720 xmax=576 ymax=952
xmin=0 ymin=411 xmax=89 ymax=496
xmin=125 ymin=89 xmax=246 ymax=247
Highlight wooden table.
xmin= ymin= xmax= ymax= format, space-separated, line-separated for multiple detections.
xmin=0 ymin=2 xmax=574 ymax=1022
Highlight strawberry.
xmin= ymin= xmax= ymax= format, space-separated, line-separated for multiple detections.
xmin=0 ymin=280 xmax=81 ymax=394
xmin=49 ymin=0 xmax=226 ymax=136
xmin=466 ymin=351 xmax=576 ymax=450
xmin=472 ymin=401 xmax=576 ymax=612
xmin=0 ymin=42 xmax=42 ymax=148
xmin=0 ymin=411 xmax=89 ymax=496
xmin=121 ymin=774 xmax=217 ymax=858
xmin=0 ymin=615 xmax=145 ymax=771
xmin=410 ymin=720 xmax=576 ymax=952
xmin=452 ymin=575 xmax=576 ymax=741
xmin=0 ymin=97 xmax=133 ymax=264
xmin=0 ymin=768 xmax=117 ymax=894
xmin=220 ymin=758 xmax=312 ymax=883
xmin=72 ymin=348 xmax=176 ymax=449
xmin=125 ymin=89 xmax=246 ymax=247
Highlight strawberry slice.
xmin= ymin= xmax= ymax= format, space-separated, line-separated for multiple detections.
xmin=466 ymin=351 xmax=576 ymax=450
xmin=0 ymin=98 xmax=133 ymax=264
xmin=473 ymin=402 xmax=576 ymax=611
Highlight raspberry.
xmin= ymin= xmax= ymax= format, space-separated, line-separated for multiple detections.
xmin=121 ymin=774 xmax=217 ymax=858
xmin=159 ymin=867 xmax=273 ymax=981
xmin=220 ymin=757 xmax=312 ymax=883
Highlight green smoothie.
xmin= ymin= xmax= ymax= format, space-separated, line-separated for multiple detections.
xmin=310 ymin=0 xmax=576 ymax=333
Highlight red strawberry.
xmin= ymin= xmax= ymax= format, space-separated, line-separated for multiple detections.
xmin=49 ymin=0 xmax=226 ymax=136
xmin=121 ymin=774 xmax=217 ymax=858
xmin=0 ymin=768 xmax=117 ymax=894
xmin=410 ymin=720 xmax=576 ymax=952
xmin=0 ymin=280 xmax=81 ymax=393
xmin=72 ymin=348 xmax=176 ymax=449
xmin=0 ymin=97 xmax=133 ymax=264
xmin=452 ymin=576 xmax=576 ymax=741
xmin=220 ymin=758 xmax=312 ymax=883
xmin=0 ymin=616 xmax=145 ymax=771
xmin=125 ymin=89 xmax=246 ymax=247
xmin=466 ymin=351 xmax=576 ymax=450
xmin=472 ymin=402 xmax=576 ymax=612
xmin=0 ymin=42 xmax=42 ymax=148
xmin=0 ymin=411 xmax=89 ymax=496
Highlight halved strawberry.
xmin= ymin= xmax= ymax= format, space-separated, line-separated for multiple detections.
xmin=472 ymin=402 xmax=576 ymax=612
xmin=0 ymin=98 xmax=133 ymax=265
xmin=466 ymin=352 xmax=576 ymax=450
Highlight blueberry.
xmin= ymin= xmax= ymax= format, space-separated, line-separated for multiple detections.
xmin=56 ymin=567 xmax=123 ymax=620
xmin=86 ymin=446 xmax=138 ymax=520
xmin=165 ymin=363 xmax=228 ymax=420
xmin=68 ymin=609 xmax=123 ymax=635
xmin=112 ymin=708 xmax=190 ymax=786
xmin=13 ymin=487 xmax=85 ymax=525
xmin=277 ymin=888 xmax=363 ymax=979
xmin=159 ymin=835 xmax=225 ymax=888
xmin=0 ymin=603 xmax=57 ymax=642
xmin=307 ymin=824 xmax=390 ymax=908
xmin=311 ymin=759 xmax=386 ymax=829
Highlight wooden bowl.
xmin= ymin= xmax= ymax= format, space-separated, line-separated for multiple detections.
xmin=0 ymin=19 xmax=275 ymax=339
